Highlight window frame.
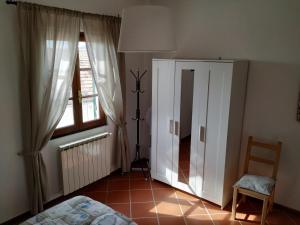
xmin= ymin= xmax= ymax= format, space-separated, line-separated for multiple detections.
xmin=52 ymin=32 xmax=106 ymax=139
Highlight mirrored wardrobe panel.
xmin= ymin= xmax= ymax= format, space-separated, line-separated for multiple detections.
xmin=178 ymin=70 xmax=194 ymax=184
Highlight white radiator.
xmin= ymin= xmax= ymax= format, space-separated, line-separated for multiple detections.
xmin=59 ymin=132 xmax=111 ymax=195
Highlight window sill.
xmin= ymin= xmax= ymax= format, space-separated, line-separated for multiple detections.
xmin=58 ymin=132 xmax=111 ymax=151
xmin=52 ymin=120 xmax=107 ymax=140
xmin=50 ymin=125 xmax=110 ymax=147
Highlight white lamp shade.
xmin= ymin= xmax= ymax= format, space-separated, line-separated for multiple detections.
xmin=118 ymin=5 xmax=176 ymax=53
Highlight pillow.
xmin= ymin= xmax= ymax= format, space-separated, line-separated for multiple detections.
xmin=234 ymin=174 xmax=275 ymax=196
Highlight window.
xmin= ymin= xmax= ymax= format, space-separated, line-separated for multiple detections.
xmin=53 ymin=33 xmax=106 ymax=138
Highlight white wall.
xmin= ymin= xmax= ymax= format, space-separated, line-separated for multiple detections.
xmin=0 ymin=4 xmax=25 ymax=222
xmin=153 ymin=0 xmax=300 ymax=210
xmin=242 ymin=63 xmax=300 ymax=210
xmin=0 ymin=0 xmax=145 ymax=223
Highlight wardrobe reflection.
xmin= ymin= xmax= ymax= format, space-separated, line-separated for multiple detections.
xmin=178 ymin=70 xmax=194 ymax=184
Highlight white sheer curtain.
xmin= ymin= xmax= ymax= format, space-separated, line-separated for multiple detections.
xmin=17 ymin=2 xmax=80 ymax=213
xmin=82 ymin=14 xmax=130 ymax=172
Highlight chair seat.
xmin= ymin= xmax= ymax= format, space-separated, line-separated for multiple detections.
xmin=234 ymin=174 xmax=275 ymax=196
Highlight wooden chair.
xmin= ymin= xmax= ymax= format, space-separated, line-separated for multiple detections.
xmin=232 ymin=136 xmax=282 ymax=225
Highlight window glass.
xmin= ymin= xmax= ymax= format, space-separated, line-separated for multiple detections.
xmin=56 ymin=100 xmax=74 ymax=129
xmin=53 ymin=33 xmax=106 ymax=138
xmin=78 ymin=41 xmax=91 ymax=69
xmin=80 ymin=70 xmax=97 ymax=96
xmin=82 ymin=96 xmax=100 ymax=122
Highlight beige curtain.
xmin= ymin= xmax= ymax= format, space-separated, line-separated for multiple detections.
xmin=82 ymin=14 xmax=130 ymax=172
xmin=18 ymin=2 xmax=80 ymax=213
xmin=109 ymin=17 xmax=126 ymax=114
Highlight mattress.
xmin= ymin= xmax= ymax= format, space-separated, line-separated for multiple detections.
xmin=20 ymin=196 xmax=137 ymax=225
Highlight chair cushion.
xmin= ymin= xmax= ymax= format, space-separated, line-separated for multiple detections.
xmin=234 ymin=174 xmax=275 ymax=196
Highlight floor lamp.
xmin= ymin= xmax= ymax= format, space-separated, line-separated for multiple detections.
xmin=118 ymin=5 xmax=176 ymax=179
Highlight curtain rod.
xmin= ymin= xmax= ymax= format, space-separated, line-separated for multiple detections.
xmin=5 ymin=0 xmax=121 ymax=18
xmin=6 ymin=0 xmax=17 ymax=5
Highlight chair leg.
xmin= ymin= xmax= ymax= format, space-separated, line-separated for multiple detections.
xmin=232 ymin=187 xmax=238 ymax=219
xmin=266 ymin=190 xmax=275 ymax=216
xmin=261 ymin=198 xmax=269 ymax=225
xmin=269 ymin=191 xmax=275 ymax=213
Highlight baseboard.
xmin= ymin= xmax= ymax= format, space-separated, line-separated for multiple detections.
xmin=274 ymin=203 xmax=300 ymax=215
xmin=47 ymin=191 xmax=64 ymax=203
xmin=2 ymin=169 xmax=121 ymax=225
xmin=2 ymin=210 xmax=31 ymax=225
xmin=2 ymin=191 xmax=64 ymax=225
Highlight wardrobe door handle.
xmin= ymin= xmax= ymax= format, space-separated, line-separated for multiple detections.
xmin=175 ymin=121 xmax=179 ymax=136
xmin=200 ymin=126 xmax=206 ymax=142
xmin=169 ymin=120 xmax=174 ymax=134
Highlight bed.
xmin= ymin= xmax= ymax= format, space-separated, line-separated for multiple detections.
xmin=20 ymin=196 xmax=137 ymax=225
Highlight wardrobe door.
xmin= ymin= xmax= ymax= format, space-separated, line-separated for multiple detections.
xmin=151 ymin=60 xmax=175 ymax=184
xmin=172 ymin=61 xmax=209 ymax=195
xmin=201 ymin=62 xmax=233 ymax=205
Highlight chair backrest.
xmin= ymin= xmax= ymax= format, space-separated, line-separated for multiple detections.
xmin=244 ymin=136 xmax=282 ymax=179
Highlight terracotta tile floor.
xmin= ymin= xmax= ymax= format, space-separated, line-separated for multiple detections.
xmin=178 ymin=136 xmax=191 ymax=184
xmin=73 ymin=171 xmax=299 ymax=225
xmin=11 ymin=171 xmax=299 ymax=225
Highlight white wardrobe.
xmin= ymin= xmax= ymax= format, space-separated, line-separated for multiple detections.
xmin=151 ymin=59 xmax=248 ymax=208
